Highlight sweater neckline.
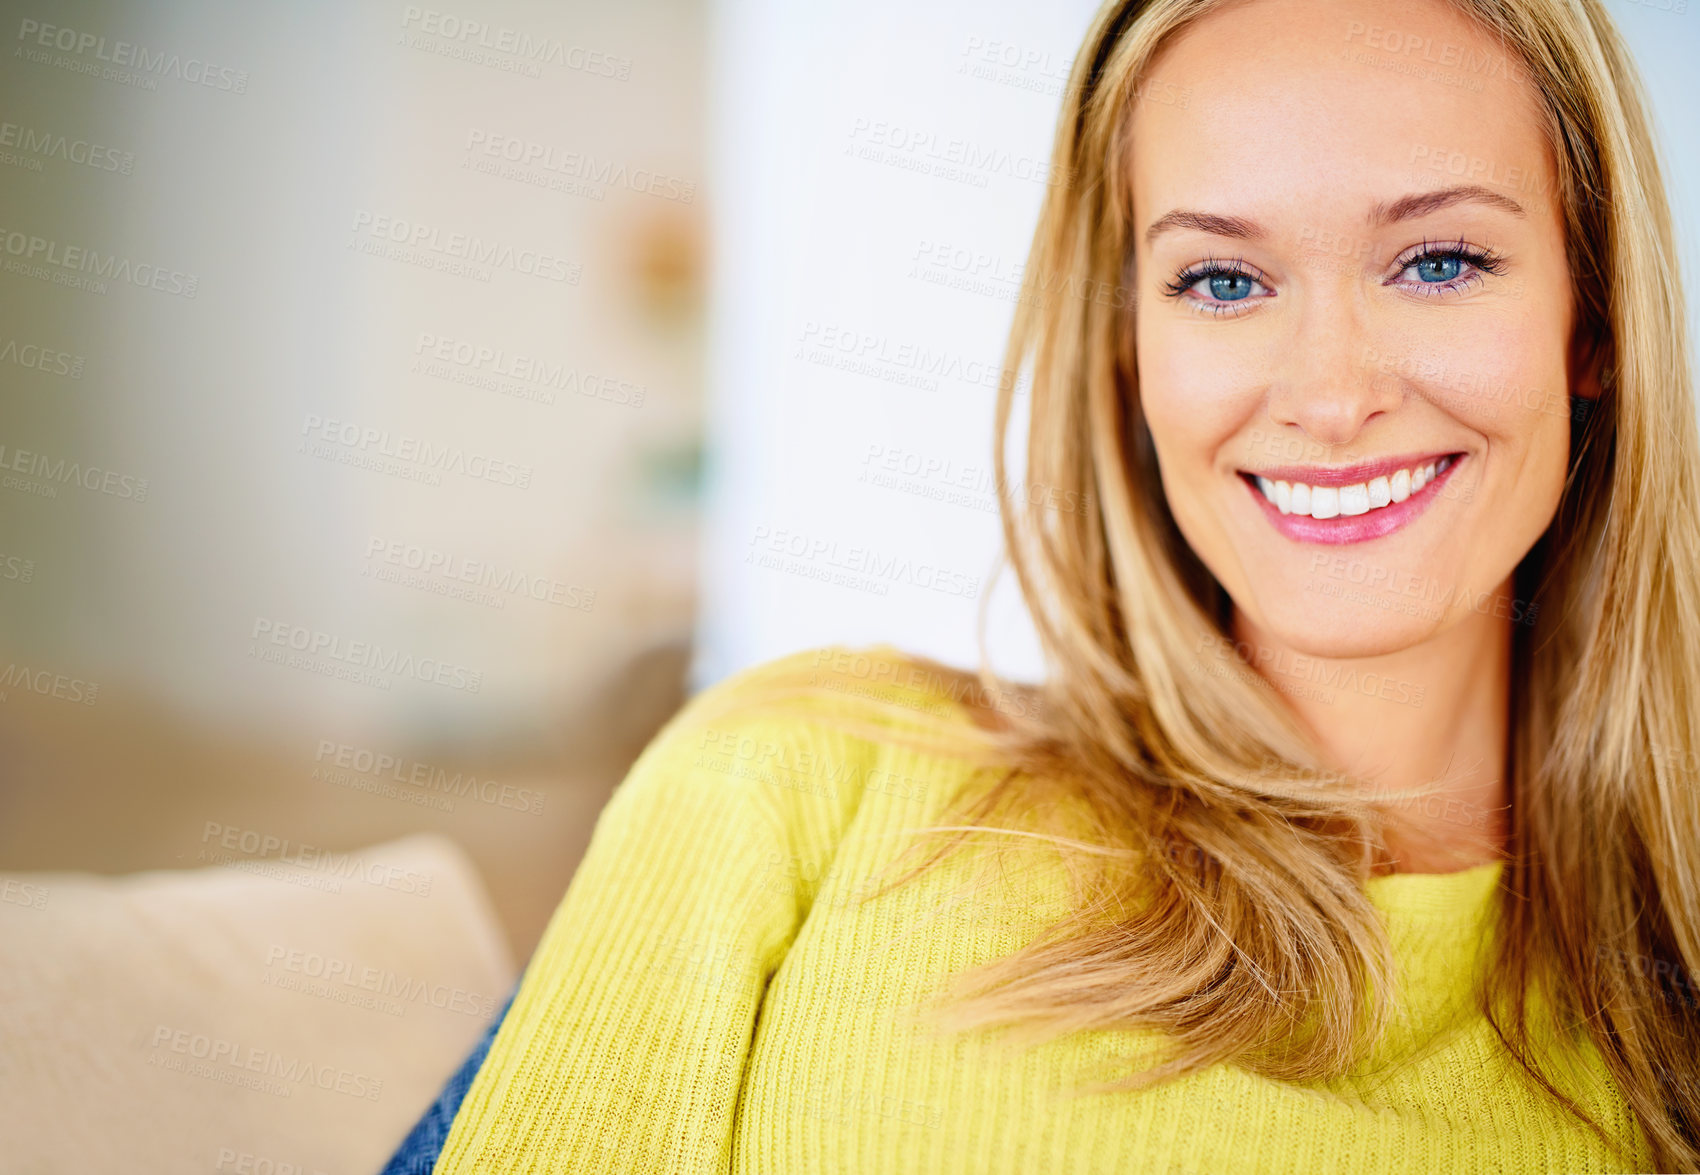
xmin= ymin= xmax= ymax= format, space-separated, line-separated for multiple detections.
xmin=1363 ymin=858 xmax=1503 ymax=922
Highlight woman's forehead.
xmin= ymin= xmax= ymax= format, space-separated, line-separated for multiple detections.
xmin=1125 ymin=0 xmax=1556 ymax=229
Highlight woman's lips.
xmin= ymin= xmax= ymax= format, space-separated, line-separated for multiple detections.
xmin=1239 ymin=453 xmax=1467 ymax=545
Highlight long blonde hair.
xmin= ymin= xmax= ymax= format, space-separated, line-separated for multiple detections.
xmin=713 ymin=0 xmax=1700 ymax=1166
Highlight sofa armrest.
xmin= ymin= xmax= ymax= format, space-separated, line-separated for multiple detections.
xmin=0 ymin=833 xmax=515 ymax=1174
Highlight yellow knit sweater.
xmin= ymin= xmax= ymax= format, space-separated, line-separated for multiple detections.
xmin=433 ymin=645 xmax=1650 ymax=1174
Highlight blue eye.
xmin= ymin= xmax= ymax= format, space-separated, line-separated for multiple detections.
xmin=1390 ymin=242 xmax=1508 ymax=294
xmin=1414 ymin=255 xmax=1464 ymax=283
xmin=1161 ymin=259 xmax=1272 ymax=315
xmin=1208 ymin=273 xmax=1255 ymax=301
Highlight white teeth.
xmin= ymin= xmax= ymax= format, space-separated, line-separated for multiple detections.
xmin=1251 ymin=456 xmax=1456 ymax=519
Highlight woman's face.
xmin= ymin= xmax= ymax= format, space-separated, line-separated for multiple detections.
xmin=1129 ymin=0 xmax=1591 ymax=658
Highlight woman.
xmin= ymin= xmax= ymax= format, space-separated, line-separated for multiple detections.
xmin=406 ymin=0 xmax=1700 ymax=1170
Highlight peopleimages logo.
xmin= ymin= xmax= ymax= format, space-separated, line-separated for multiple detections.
xmin=745 ymin=525 xmax=981 ymax=599
xmin=0 ymin=225 xmax=198 ymax=296
xmin=298 ymin=414 xmax=533 ymax=489
xmin=199 ymin=821 xmax=434 ymax=897
xmin=148 ymin=1023 xmax=382 ymax=1102
xmin=0 ymin=120 xmax=135 ymax=174
xmin=0 ymin=662 xmax=99 ymax=704
xmin=399 ymin=6 xmax=633 ymax=79
xmin=794 ymin=320 xmax=1023 ymax=394
xmin=412 ymin=332 xmax=646 ymax=408
xmin=845 ymin=117 xmax=1070 ymax=188
xmin=463 ymin=131 xmax=694 ymax=203
xmin=364 ymin=535 xmax=595 ymax=611
xmin=1197 ymin=632 xmax=1427 ymax=708
xmin=264 ymin=944 xmax=502 ymax=1019
xmin=15 ymin=19 xmax=251 ymax=92
xmin=313 ymin=739 xmax=546 ymax=816
xmin=350 ymin=210 xmax=579 ymax=284
xmin=249 ymin=617 xmax=484 ymax=693
xmin=0 ymin=878 xmax=50 ymax=910
xmin=0 ymin=442 xmax=148 ymax=501
xmin=0 ymin=337 xmax=85 ymax=378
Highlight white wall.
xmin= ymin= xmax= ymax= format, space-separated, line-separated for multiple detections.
xmin=696 ymin=0 xmax=1102 ymax=690
xmin=693 ymin=0 xmax=1700 ymax=691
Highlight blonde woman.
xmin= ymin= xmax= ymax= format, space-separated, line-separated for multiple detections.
xmin=398 ymin=0 xmax=1700 ymax=1171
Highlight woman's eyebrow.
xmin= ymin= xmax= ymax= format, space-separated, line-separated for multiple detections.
xmin=1143 ymin=210 xmax=1265 ymax=246
xmin=1143 ymin=184 xmax=1527 ymax=246
xmin=1370 ymin=184 xmax=1528 ymax=226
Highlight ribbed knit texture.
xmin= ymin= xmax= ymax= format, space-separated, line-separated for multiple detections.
xmin=433 ymin=645 xmax=1651 ymax=1174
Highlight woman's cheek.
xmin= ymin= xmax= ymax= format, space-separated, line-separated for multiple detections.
xmin=1137 ymin=331 xmax=1268 ymax=572
xmin=1375 ymin=308 xmax=1558 ymax=438
xmin=1138 ymin=328 xmax=1263 ymax=461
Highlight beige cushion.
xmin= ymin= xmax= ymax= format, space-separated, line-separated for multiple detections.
xmin=0 ymin=833 xmax=515 ymax=1173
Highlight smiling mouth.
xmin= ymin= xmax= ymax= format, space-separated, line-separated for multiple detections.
xmin=1244 ymin=453 xmax=1462 ymax=518
xmin=1236 ymin=451 xmax=1467 ymax=544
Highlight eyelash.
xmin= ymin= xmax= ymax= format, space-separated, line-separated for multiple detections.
xmin=1161 ymin=255 xmax=1268 ymax=318
xmin=1162 ymin=239 xmax=1509 ymax=318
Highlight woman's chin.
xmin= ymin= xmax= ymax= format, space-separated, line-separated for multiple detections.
xmin=1242 ymin=597 xmax=1442 ymax=662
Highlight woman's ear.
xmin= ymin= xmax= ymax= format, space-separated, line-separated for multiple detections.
xmin=1568 ymin=319 xmax=1608 ymax=403
xmin=1565 ymin=319 xmax=1608 ymax=427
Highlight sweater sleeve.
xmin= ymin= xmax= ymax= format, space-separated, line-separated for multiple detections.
xmin=430 ymin=693 xmax=807 ymax=1174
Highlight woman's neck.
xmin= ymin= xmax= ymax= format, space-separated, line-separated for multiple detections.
xmin=1231 ymin=583 xmax=1513 ymax=875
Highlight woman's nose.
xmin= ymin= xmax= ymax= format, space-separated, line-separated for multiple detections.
xmin=1264 ymin=292 xmax=1405 ymax=449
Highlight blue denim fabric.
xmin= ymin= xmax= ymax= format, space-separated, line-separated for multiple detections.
xmin=378 ymin=988 xmax=516 ymax=1175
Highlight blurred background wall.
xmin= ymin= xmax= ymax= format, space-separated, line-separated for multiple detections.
xmin=0 ymin=0 xmax=708 ymax=955
xmin=1 ymin=0 xmax=1695 ymax=960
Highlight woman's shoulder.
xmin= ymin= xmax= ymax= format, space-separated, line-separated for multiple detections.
xmin=660 ymin=641 xmax=1026 ymax=754
xmin=622 ymin=642 xmax=1019 ymax=835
